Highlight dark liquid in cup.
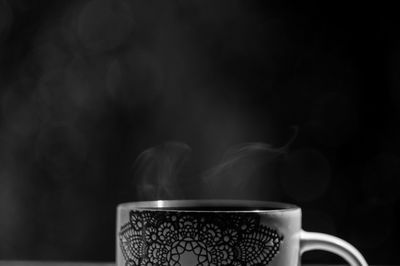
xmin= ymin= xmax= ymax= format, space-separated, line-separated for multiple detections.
xmin=142 ymin=206 xmax=290 ymax=211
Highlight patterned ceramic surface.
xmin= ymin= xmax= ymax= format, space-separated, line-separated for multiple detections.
xmin=119 ymin=210 xmax=283 ymax=266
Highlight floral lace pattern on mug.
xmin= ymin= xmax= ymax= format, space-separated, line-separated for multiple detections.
xmin=119 ymin=210 xmax=283 ymax=266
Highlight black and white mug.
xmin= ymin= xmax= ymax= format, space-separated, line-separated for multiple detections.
xmin=116 ymin=200 xmax=367 ymax=266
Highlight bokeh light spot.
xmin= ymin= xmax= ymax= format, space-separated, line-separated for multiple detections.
xmin=77 ymin=0 xmax=134 ymax=52
xmin=35 ymin=124 xmax=88 ymax=182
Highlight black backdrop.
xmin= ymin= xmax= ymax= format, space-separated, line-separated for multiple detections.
xmin=1 ymin=0 xmax=400 ymax=264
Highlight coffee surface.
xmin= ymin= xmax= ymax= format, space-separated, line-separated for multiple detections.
xmin=140 ymin=206 xmax=285 ymax=211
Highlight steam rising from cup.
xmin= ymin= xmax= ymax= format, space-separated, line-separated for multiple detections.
xmin=132 ymin=128 xmax=297 ymax=201
xmin=201 ymin=142 xmax=287 ymax=199
xmin=132 ymin=142 xmax=192 ymax=200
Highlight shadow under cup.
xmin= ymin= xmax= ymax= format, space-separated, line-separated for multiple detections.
xmin=116 ymin=200 xmax=367 ymax=266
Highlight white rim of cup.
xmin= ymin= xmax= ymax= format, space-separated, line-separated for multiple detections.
xmin=117 ymin=199 xmax=300 ymax=213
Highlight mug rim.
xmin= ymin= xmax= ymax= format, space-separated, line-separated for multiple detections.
xmin=117 ymin=199 xmax=300 ymax=213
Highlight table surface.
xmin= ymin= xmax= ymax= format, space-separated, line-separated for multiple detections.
xmin=0 ymin=262 xmax=389 ymax=266
xmin=0 ymin=263 xmax=115 ymax=266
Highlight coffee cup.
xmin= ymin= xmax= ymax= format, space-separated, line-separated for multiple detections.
xmin=116 ymin=200 xmax=367 ymax=266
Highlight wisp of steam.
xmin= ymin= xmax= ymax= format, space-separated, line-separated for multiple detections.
xmin=132 ymin=142 xmax=192 ymax=200
xmin=132 ymin=128 xmax=297 ymax=200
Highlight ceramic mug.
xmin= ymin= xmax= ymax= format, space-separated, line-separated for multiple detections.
xmin=116 ymin=200 xmax=368 ymax=266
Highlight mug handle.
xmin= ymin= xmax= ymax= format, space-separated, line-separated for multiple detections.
xmin=300 ymin=230 xmax=368 ymax=266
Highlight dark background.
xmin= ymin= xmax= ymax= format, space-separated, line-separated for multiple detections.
xmin=1 ymin=0 xmax=400 ymax=264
